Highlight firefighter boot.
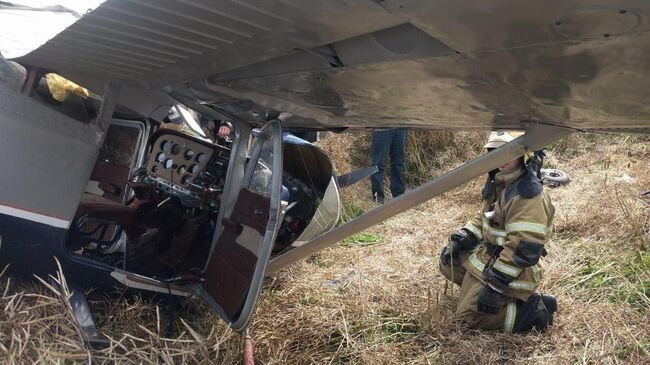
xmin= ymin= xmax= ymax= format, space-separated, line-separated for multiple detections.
xmin=541 ymin=294 xmax=557 ymax=326
xmin=512 ymin=294 xmax=556 ymax=333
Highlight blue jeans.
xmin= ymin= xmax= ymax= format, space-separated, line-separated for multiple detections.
xmin=370 ymin=128 xmax=408 ymax=202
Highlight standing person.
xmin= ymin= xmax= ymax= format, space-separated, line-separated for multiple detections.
xmin=438 ymin=131 xmax=557 ymax=333
xmin=370 ymin=128 xmax=409 ymax=204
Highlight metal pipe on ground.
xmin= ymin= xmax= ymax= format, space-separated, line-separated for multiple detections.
xmin=242 ymin=328 xmax=254 ymax=365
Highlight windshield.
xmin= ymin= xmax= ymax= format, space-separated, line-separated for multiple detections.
xmin=0 ymin=1 xmax=105 ymax=58
xmin=248 ymin=128 xmax=275 ymax=197
xmin=160 ymin=105 xmax=214 ymax=142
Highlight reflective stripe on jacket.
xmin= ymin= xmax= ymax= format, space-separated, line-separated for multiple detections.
xmin=463 ymin=167 xmax=555 ymax=301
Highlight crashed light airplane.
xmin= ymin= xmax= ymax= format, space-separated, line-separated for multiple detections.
xmin=0 ymin=0 xmax=649 ymax=343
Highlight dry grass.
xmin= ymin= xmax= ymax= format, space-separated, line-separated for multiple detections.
xmin=323 ymin=130 xmax=486 ymax=221
xmin=0 ymin=261 xmax=92 ymax=363
xmin=1 ymin=133 xmax=649 ymax=364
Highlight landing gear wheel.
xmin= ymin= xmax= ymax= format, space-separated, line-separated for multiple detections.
xmin=540 ymin=168 xmax=570 ymax=187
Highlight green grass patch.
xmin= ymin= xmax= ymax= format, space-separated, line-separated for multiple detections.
xmin=340 ymin=200 xmax=366 ymax=223
xmin=363 ymin=317 xmax=417 ymax=345
xmin=574 ymin=247 xmax=650 ymax=311
xmin=380 ymin=320 xmax=412 ymax=343
xmin=340 ymin=232 xmax=383 ymax=247
xmin=298 ymin=293 xmax=320 ymax=306
xmin=306 ymin=254 xmax=331 ymax=268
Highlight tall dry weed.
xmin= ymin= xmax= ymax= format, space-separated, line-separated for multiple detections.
xmin=320 ymin=130 xmax=485 ymax=186
xmin=317 ymin=130 xmax=485 ymax=221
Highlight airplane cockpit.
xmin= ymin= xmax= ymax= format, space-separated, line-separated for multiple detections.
xmin=67 ymin=125 xmax=233 ymax=279
xmin=63 ymin=100 xmax=337 ymax=286
xmin=1 ymin=55 xmax=339 ymax=330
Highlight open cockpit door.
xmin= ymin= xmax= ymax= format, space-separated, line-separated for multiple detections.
xmin=200 ymin=121 xmax=283 ymax=331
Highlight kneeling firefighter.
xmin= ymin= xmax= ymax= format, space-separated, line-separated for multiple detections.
xmin=439 ymin=131 xmax=557 ymax=333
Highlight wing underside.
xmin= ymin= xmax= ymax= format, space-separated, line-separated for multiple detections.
xmin=12 ymin=0 xmax=650 ymax=132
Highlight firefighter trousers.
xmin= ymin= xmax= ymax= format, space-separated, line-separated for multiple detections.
xmin=439 ymin=251 xmax=551 ymax=333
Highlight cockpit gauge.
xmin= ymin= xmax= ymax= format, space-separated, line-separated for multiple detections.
xmin=146 ymin=130 xmax=229 ymax=201
xmin=161 ymin=140 xmax=171 ymax=152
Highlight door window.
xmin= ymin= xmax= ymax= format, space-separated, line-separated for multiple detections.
xmin=200 ymin=121 xmax=282 ymax=331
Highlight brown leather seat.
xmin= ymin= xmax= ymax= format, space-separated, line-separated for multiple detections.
xmin=76 ymin=193 xmax=137 ymax=226
xmin=89 ymin=162 xmax=131 ymax=203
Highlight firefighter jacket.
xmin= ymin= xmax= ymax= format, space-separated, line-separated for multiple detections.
xmin=462 ymin=166 xmax=555 ymax=301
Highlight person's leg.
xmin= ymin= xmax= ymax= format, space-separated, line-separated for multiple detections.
xmin=455 ymin=273 xmax=518 ymax=332
xmin=389 ymin=128 xmax=408 ymax=198
xmin=370 ymin=130 xmax=392 ymax=203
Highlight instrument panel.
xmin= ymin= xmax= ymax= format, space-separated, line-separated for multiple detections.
xmin=147 ymin=133 xmax=215 ymax=188
xmin=143 ymin=129 xmax=230 ymax=208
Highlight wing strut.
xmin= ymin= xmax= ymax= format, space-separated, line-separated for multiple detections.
xmin=267 ymin=123 xmax=572 ymax=273
xmin=95 ymin=81 xmax=121 ymax=132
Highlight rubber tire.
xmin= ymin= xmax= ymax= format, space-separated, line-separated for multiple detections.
xmin=540 ymin=168 xmax=570 ymax=186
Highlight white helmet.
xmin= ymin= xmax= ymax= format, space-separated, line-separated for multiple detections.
xmin=484 ymin=130 xmax=524 ymax=149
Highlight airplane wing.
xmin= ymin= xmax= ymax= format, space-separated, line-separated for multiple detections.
xmin=11 ymin=0 xmax=650 ymax=133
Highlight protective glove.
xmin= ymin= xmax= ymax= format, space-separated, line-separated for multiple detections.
xmin=450 ymin=228 xmax=479 ymax=250
xmin=439 ymin=228 xmax=480 ymax=266
xmin=477 ymin=285 xmax=505 ymax=314
xmin=483 ymin=267 xmax=513 ymax=293
xmin=440 ymin=240 xmax=463 ymax=266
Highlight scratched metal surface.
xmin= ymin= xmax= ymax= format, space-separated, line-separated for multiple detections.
xmin=15 ymin=0 xmax=650 ymax=132
xmin=202 ymin=31 xmax=650 ymax=131
xmin=16 ymin=0 xmax=401 ymax=88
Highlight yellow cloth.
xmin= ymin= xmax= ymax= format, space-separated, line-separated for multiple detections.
xmin=45 ymin=73 xmax=89 ymax=102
